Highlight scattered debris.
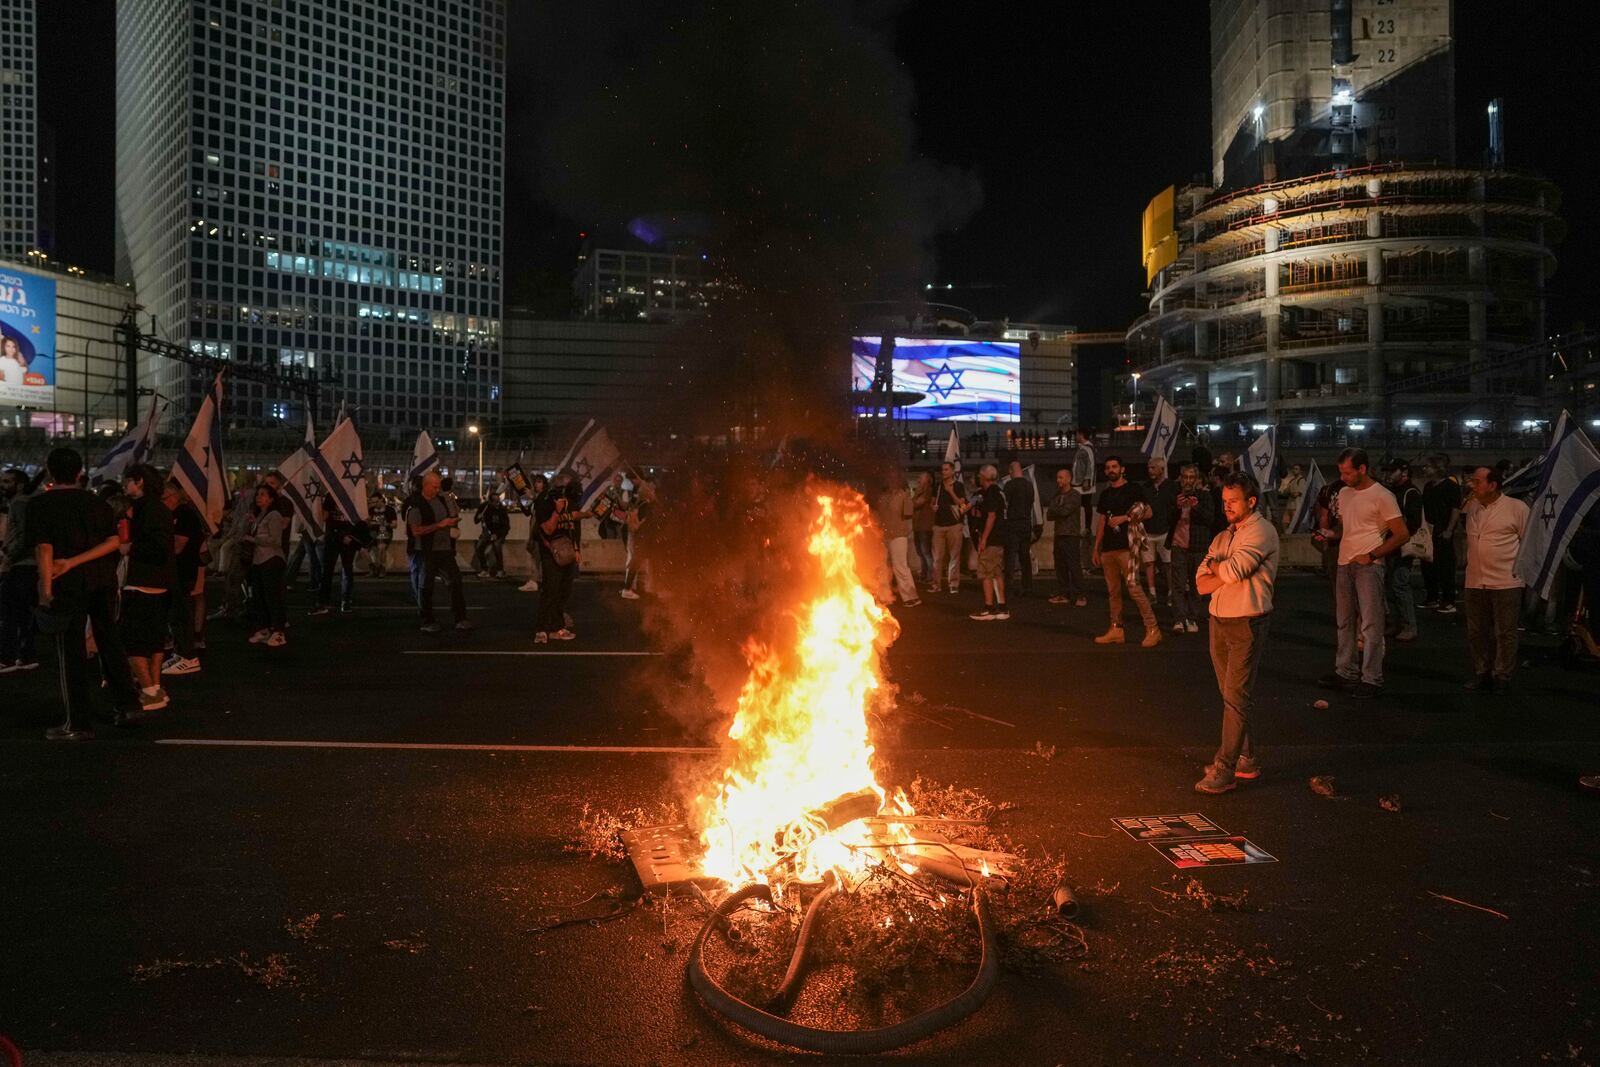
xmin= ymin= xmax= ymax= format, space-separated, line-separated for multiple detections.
xmin=1379 ymin=794 xmax=1403 ymax=813
xmin=130 ymin=958 xmax=224 ymax=982
xmin=1427 ymin=890 xmax=1509 ymax=921
xmin=234 ymin=951 xmax=303 ymax=990
xmin=284 ymin=913 xmax=321 ymax=942
xmin=382 ymin=937 xmax=429 ymax=954
xmin=1489 ymin=810 xmax=1511 ymax=821
xmin=1308 ymin=776 xmax=1338 ymax=797
xmin=1028 ymin=741 xmax=1057 ymax=761
xmin=1313 ymin=699 xmax=1331 ymax=710
xmin=1153 ymin=877 xmax=1252 ymax=912
xmin=566 ymin=801 xmax=681 ymax=863
xmin=1307 ymin=994 xmax=1344 ymax=1022
xmin=1250 ymin=1024 xmax=1311 ymax=1061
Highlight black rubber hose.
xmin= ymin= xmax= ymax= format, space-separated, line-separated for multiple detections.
xmin=687 ymin=881 xmax=1000 ymax=1054
xmin=767 ymin=878 xmax=842 ymax=1014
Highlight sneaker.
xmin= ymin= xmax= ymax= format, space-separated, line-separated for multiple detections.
xmin=1171 ymin=622 xmax=1186 ymax=634
xmin=1194 ymin=763 xmax=1237 ymax=795
xmin=161 ymin=656 xmax=201 ymax=676
xmin=139 ymin=688 xmax=170 ymax=712
xmin=1234 ymin=754 xmax=1262 ymax=780
xmin=1464 ymin=674 xmax=1495 ymax=692
xmin=534 ymin=631 xmax=549 ymax=644
xmin=265 ymin=631 xmax=287 ymax=648
xmin=1185 ymin=620 xmax=1199 ymax=634
xmin=1396 ymin=627 xmax=1417 ymax=642
xmin=45 ymin=724 xmax=96 ymax=742
xmin=1048 ymin=595 xmax=1070 ymax=605
xmin=1094 ymin=627 xmax=1125 ymax=645
xmin=1419 ymin=599 xmax=1438 ymax=609
xmin=248 ymin=628 xmax=272 ymax=644
xmin=0 ymin=658 xmax=18 ymax=674
xmin=1348 ymin=681 xmax=1380 ymax=700
xmin=475 ymin=570 xmax=490 ymax=578
xmin=620 ymin=589 xmax=641 ymax=600
xmin=969 ymin=609 xmax=994 ymax=621
xmin=1580 ymin=775 xmax=1600 ymax=793
xmin=309 ymin=605 xmax=332 ymax=617
xmin=1074 ymin=597 xmax=1088 ymax=608
xmin=901 ymin=598 xmax=922 ymax=607
xmin=453 ymin=620 xmax=475 ymax=632
xmin=552 ymin=628 xmax=577 ymax=641
xmin=1317 ymin=672 xmax=1353 ymax=690
xmin=1141 ymin=629 xmax=1163 ymax=649
xmin=991 ymin=608 xmax=1010 ymax=620
xmin=518 ymin=579 xmax=540 ymax=592
xmin=420 ymin=622 xmax=442 ymax=634
xmin=340 ymin=601 xmax=353 ymax=614
xmin=1435 ymin=604 xmax=1458 ymax=615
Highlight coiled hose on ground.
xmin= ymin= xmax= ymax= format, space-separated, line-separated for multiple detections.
xmin=687 ymin=879 xmax=999 ymax=1054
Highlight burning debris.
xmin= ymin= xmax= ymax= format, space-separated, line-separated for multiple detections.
xmin=612 ymin=486 xmax=1034 ymax=1052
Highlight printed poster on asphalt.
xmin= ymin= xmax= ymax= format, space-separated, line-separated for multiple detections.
xmin=1149 ymin=836 xmax=1277 ymax=869
xmin=1112 ymin=813 xmax=1229 ymax=842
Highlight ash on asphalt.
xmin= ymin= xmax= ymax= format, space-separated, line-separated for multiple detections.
xmin=2 ymin=572 xmax=1597 ymax=1065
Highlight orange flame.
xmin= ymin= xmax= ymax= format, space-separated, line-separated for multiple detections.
xmin=695 ymin=488 xmax=904 ymax=886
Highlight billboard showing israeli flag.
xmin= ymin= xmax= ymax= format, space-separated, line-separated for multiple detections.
xmin=0 ymin=268 xmax=56 ymax=407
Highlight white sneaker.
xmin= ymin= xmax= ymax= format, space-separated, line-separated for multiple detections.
xmin=619 ymin=588 xmax=640 ymax=600
xmin=161 ymin=656 xmax=201 ymax=676
xmin=248 ymin=628 xmax=271 ymax=644
xmin=1185 ymin=620 xmax=1199 ymax=634
xmin=265 ymin=631 xmax=287 ymax=647
xmin=1171 ymin=622 xmax=1186 ymax=633
xmin=518 ymin=579 xmax=539 ymax=592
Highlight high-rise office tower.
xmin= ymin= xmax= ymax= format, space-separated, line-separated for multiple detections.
xmin=116 ymin=0 xmax=506 ymax=434
xmin=0 ymin=0 xmax=40 ymax=257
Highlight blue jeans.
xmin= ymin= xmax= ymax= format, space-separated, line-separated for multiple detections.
xmin=1386 ymin=557 xmax=1416 ymax=632
xmin=1336 ymin=562 xmax=1388 ymax=686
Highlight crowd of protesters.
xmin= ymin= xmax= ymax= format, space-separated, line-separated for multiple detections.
xmin=874 ymin=435 xmax=1599 ymax=795
xmin=0 ymin=443 xmax=658 ymax=738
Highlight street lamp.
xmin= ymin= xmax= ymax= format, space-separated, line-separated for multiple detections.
xmin=467 ymin=424 xmax=482 ymax=500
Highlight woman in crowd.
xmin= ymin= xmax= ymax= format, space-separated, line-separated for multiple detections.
xmin=312 ymin=492 xmax=366 ymax=615
xmin=533 ymin=479 xmax=581 ymax=643
xmin=241 ymin=483 xmax=289 ymax=647
xmin=911 ymin=471 xmax=935 ymax=584
xmin=119 ymin=465 xmax=175 ymax=712
xmin=518 ymin=473 xmax=549 ymax=593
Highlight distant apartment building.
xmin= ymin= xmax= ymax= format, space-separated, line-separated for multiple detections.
xmin=0 ymin=0 xmax=45 ymax=257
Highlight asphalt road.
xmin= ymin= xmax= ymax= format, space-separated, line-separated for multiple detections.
xmin=3 ymin=570 xmax=1597 ymax=1066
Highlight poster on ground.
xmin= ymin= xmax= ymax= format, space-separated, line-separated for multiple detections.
xmin=1149 ymin=836 xmax=1277 ymax=869
xmin=0 ymin=268 xmax=56 ymax=407
xmin=1112 ymin=813 xmax=1229 ymax=842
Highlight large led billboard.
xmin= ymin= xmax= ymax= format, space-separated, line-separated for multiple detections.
xmin=851 ymin=336 xmax=1020 ymax=422
xmin=0 ymin=268 xmax=56 ymax=407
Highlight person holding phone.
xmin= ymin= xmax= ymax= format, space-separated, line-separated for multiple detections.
xmin=407 ymin=471 xmax=471 ymax=634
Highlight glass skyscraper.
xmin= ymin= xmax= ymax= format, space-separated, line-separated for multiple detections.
xmin=0 ymin=0 xmax=39 ymax=258
xmin=115 ymin=0 xmax=505 ymax=436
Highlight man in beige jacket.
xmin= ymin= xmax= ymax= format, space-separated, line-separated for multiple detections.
xmin=1193 ymin=473 xmax=1280 ymax=794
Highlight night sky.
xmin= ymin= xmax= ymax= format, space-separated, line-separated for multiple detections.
xmin=37 ymin=1 xmax=1596 ymax=334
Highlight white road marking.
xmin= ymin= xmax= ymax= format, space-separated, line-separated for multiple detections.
xmin=157 ymin=738 xmax=715 ymax=754
xmin=401 ymin=650 xmax=662 ymax=657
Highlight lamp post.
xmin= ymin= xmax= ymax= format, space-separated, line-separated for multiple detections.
xmin=467 ymin=424 xmax=483 ymax=500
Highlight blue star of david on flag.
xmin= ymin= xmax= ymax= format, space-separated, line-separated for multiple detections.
xmin=341 ymin=451 xmax=364 ymax=486
xmin=1541 ymin=489 xmax=1559 ymax=528
xmin=923 ymin=362 xmax=967 ymax=401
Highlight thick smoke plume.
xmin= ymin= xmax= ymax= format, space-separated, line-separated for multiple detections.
xmin=513 ymin=1 xmax=976 ymax=738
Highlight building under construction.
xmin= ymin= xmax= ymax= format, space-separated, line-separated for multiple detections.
xmin=1128 ymin=0 xmax=1564 ymax=453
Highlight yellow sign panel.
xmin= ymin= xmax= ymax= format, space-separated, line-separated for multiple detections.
xmin=1141 ymin=185 xmax=1178 ymax=286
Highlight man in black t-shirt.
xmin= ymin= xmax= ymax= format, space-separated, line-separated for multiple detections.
xmin=406 ymin=472 xmax=470 ymax=633
xmin=1000 ymin=460 xmax=1036 ymax=597
xmin=1093 ymin=456 xmax=1160 ymax=647
xmin=120 ymin=464 xmax=176 ymax=711
xmin=1419 ymin=456 xmax=1462 ymax=613
xmin=160 ymin=477 xmax=207 ymax=675
xmin=25 ymin=448 xmax=141 ymax=737
xmin=967 ymin=464 xmax=1010 ymax=621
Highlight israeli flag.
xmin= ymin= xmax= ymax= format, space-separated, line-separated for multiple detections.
xmin=93 ymin=393 xmax=162 ymax=486
xmin=1140 ymin=396 xmax=1181 ymax=462
xmin=1023 ymin=464 xmax=1045 ymax=527
xmin=557 ymin=419 xmax=625 ymax=509
xmin=280 ymin=416 xmax=371 ymax=530
xmin=277 ymin=413 xmax=325 ymax=538
xmin=172 ymin=373 xmax=227 ymax=533
xmin=409 ymin=430 xmax=439 ymax=482
xmin=1287 ymin=459 xmax=1326 ymax=534
xmin=944 ymin=428 xmax=961 ymax=478
xmin=1514 ymin=414 xmax=1600 ymax=599
xmin=1246 ymin=426 xmax=1278 ymax=489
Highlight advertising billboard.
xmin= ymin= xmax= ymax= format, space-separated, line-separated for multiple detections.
xmin=851 ymin=336 xmax=1020 ymax=422
xmin=0 ymin=268 xmax=56 ymax=407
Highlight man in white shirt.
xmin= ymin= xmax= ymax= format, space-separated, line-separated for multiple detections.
xmin=1319 ymin=448 xmax=1410 ymax=698
xmin=1193 ymin=474 xmax=1279 ymax=794
xmin=1461 ymin=466 xmax=1530 ymax=692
